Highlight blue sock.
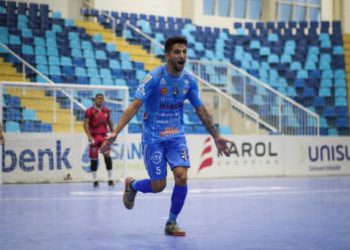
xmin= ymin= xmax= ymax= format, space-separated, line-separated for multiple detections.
xmin=168 ymin=185 xmax=188 ymax=223
xmin=131 ymin=179 xmax=154 ymax=193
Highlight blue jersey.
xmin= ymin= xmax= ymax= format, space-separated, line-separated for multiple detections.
xmin=135 ymin=65 xmax=203 ymax=143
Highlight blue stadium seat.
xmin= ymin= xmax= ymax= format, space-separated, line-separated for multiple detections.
xmin=1 ymin=5 xmax=348 ymax=136
xmin=82 ymin=41 xmax=93 ymax=50
xmin=75 ymin=67 xmax=87 ymax=77
xmin=336 ymin=117 xmax=349 ymax=129
xmin=61 ymin=56 xmax=73 ymax=66
xmin=22 ymin=109 xmax=38 ymax=121
xmin=85 ymin=58 xmax=97 ymax=68
xmin=5 ymin=121 xmax=21 ymax=132
xmin=49 ymin=65 xmax=61 ymax=75
xmin=21 ymin=121 xmax=39 ymax=132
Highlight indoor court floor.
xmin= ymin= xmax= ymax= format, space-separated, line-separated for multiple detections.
xmin=1 ymin=176 xmax=349 ymax=250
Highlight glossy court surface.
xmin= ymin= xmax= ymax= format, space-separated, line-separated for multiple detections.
xmin=1 ymin=176 xmax=349 ymax=250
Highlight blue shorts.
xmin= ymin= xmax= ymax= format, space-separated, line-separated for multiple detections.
xmin=142 ymin=136 xmax=190 ymax=180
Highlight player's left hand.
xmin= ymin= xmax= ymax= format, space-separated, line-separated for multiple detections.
xmin=214 ymin=136 xmax=231 ymax=156
xmin=100 ymin=133 xmax=118 ymax=154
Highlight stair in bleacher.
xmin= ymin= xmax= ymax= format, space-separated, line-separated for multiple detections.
xmin=0 ymin=42 xmax=83 ymax=133
xmin=74 ymin=20 xmax=162 ymax=71
xmin=89 ymin=10 xmax=349 ymax=135
xmin=0 ymin=57 xmax=30 ymax=82
xmin=0 ymin=47 xmax=83 ymax=133
xmin=6 ymin=88 xmax=84 ymax=132
xmin=2 ymin=1 xmax=348 ymax=135
xmin=0 ymin=2 xmax=86 ymax=133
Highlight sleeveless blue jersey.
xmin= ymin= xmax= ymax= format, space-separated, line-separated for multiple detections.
xmin=135 ymin=65 xmax=203 ymax=143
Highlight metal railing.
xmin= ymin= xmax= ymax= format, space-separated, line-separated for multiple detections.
xmin=119 ymin=24 xmax=266 ymax=132
xmin=0 ymin=42 xmax=128 ymax=133
xmin=80 ymin=7 xmax=268 ymax=134
xmin=82 ymin=1 xmax=163 ymax=64
xmin=80 ymin=5 xmax=320 ymax=135
xmin=0 ymin=41 xmax=87 ymax=120
xmin=0 ymin=81 xmax=130 ymax=180
xmin=188 ymin=60 xmax=320 ymax=135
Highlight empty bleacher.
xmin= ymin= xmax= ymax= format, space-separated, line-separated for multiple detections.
xmin=84 ymin=9 xmax=349 ymax=135
xmin=0 ymin=1 xmax=217 ymax=134
xmin=1 ymin=0 xmax=349 ymax=135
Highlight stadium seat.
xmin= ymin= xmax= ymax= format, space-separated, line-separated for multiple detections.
xmin=0 ymin=4 xmax=348 ymax=135
xmin=5 ymin=121 xmax=21 ymax=132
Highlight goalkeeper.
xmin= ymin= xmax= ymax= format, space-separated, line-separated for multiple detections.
xmin=84 ymin=93 xmax=114 ymax=187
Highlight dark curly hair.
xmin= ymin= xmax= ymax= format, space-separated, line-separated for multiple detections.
xmin=164 ymin=36 xmax=188 ymax=53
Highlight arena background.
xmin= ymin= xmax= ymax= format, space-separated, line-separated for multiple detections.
xmin=1 ymin=0 xmax=350 ymax=183
xmin=1 ymin=1 xmax=350 ymax=250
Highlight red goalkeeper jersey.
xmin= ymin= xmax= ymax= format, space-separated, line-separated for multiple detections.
xmin=85 ymin=106 xmax=111 ymax=135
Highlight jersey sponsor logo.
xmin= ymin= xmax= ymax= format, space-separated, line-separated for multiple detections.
xmin=160 ymin=127 xmax=180 ymax=137
xmin=182 ymin=87 xmax=189 ymax=95
xmin=160 ymin=78 xmax=166 ymax=85
xmin=156 ymin=120 xmax=170 ymax=124
xmin=151 ymin=151 xmax=162 ymax=164
xmin=158 ymin=112 xmax=180 ymax=117
xmin=142 ymin=74 xmax=152 ymax=84
xmin=172 ymin=87 xmax=178 ymax=96
xmin=180 ymin=143 xmax=189 ymax=161
xmin=137 ymin=83 xmax=146 ymax=96
xmin=159 ymin=102 xmax=183 ymax=109
xmin=161 ymin=87 xmax=168 ymax=95
xmin=181 ymin=149 xmax=189 ymax=161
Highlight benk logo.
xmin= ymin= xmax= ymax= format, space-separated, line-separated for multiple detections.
xmin=2 ymin=140 xmax=72 ymax=172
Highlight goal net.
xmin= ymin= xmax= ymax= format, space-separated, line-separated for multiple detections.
xmin=1 ymin=81 xmax=130 ymax=184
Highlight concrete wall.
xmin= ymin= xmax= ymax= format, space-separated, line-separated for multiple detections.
xmin=10 ymin=0 xmax=348 ymax=33
xmin=342 ymin=0 xmax=350 ymax=33
xmin=93 ymin=0 xmax=182 ymax=17
xmin=10 ymin=0 xmax=82 ymax=20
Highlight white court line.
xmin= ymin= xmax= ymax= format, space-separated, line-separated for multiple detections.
xmin=71 ymin=188 xmax=350 ymax=199
xmin=70 ymin=186 xmax=293 ymax=196
xmin=1 ymin=187 xmax=350 ymax=201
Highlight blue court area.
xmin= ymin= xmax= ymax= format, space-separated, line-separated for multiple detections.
xmin=1 ymin=176 xmax=350 ymax=250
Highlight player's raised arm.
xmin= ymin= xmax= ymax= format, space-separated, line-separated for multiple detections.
xmin=195 ymin=106 xmax=231 ymax=156
xmin=100 ymin=99 xmax=143 ymax=153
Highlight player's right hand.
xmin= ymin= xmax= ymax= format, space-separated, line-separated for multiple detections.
xmin=100 ymin=133 xmax=118 ymax=154
xmin=88 ymin=137 xmax=94 ymax=145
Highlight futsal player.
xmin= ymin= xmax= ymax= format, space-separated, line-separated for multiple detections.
xmin=84 ymin=93 xmax=114 ymax=187
xmin=100 ymin=36 xmax=231 ymax=236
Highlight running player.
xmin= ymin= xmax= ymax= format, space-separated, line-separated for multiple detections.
xmin=100 ymin=36 xmax=231 ymax=235
xmin=84 ymin=93 xmax=114 ymax=187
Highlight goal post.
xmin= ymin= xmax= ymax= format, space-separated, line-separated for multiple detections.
xmin=1 ymin=81 xmax=130 ymax=184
